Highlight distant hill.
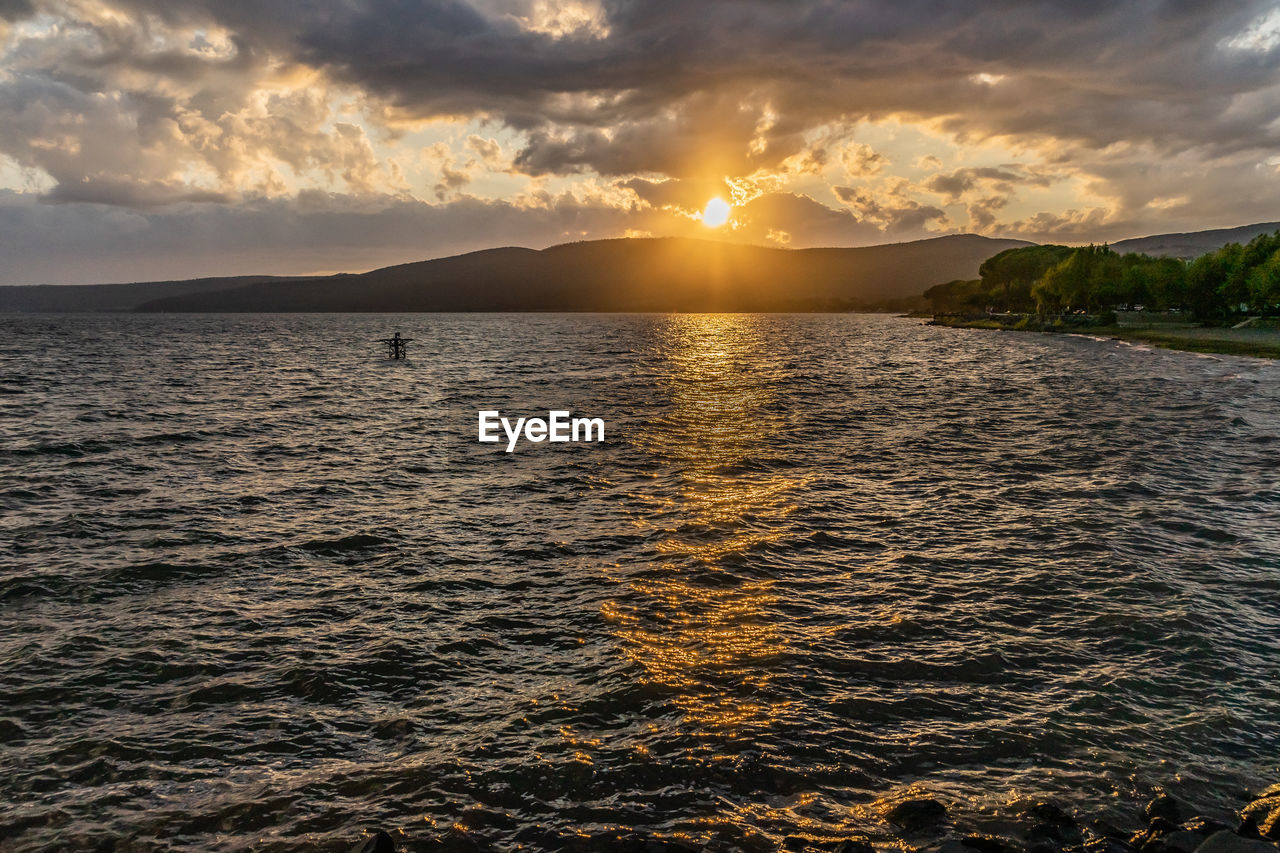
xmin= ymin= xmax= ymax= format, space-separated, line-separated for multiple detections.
xmin=126 ymin=234 xmax=1030 ymax=313
xmin=0 ymin=275 xmax=318 ymax=313
xmin=1112 ymin=222 xmax=1280 ymax=259
xmin=5 ymin=221 xmax=1280 ymax=313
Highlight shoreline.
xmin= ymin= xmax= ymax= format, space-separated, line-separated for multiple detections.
xmin=927 ymin=316 xmax=1280 ymax=360
xmin=345 ymin=785 xmax=1280 ymax=853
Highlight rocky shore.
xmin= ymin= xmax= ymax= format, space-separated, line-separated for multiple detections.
xmin=347 ymin=784 xmax=1280 ymax=853
xmin=925 ymin=313 xmax=1280 ymax=359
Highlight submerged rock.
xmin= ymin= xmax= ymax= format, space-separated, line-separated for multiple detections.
xmin=1028 ymin=802 xmax=1077 ymax=828
xmin=1132 ymin=817 xmax=1180 ymax=850
xmin=1241 ymin=787 xmax=1280 ymax=841
xmin=1156 ymin=830 xmax=1211 ymax=853
xmin=1148 ymin=796 xmax=1184 ymax=826
xmin=1084 ymin=834 xmax=1136 ymax=853
xmin=834 ymin=840 xmax=875 ymax=853
xmin=959 ymin=833 xmax=1018 ymax=853
xmin=830 ymin=841 xmax=875 ymax=853
xmin=1183 ymin=819 xmax=1233 ymax=838
xmin=371 ymin=718 xmax=415 ymax=741
xmin=931 ymin=840 xmax=971 ymax=853
xmin=886 ymin=797 xmax=948 ymax=831
xmin=1091 ymin=818 xmax=1137 ymax=842
xmin=349 ymin=830 xmax=396 ymax=853
xmin=1029 ymin=822 xmax=1068 ymax=844
xmin=1192 ymin=830 xmax=1280 ymax=853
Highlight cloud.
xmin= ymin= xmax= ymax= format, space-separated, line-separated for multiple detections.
xmin=0 ymin=181 xmax=970 ymax=285
xmin=996 ymin=206 xmax=1114 ymax=243
xmin=0 ymin=0 xmax=34 ymax=21
xmin=832 ymin=183 xmax=950 ymax=235
xmin=0 ymin=4 xmax=399 ymax=204
xmin=42 ymin=178 xmax=234 ymax=207
xmin=510 ymin=88 xmax=791 ymax=178
xmin=277 ymin=0 xmax=1280 ymax=159
xmin=923 ymin=165 xmax=1052 ymax=201
xmin=37 ymin=0 xmax=1273 ymax=184
xmin=0 ymin=188 xmax=640 ymax=284
xmin=967 ymin=195 xmax=1010 ymax=232
xmin=733 ymin=192 xmax=886 ymax=246
xmin=841 ymin=143 xmax=888 ymax=178
xmin=466 ymin=134 xmax=505 ymax=166
xmin=4 ymin=0 xmax=1280 ymax=279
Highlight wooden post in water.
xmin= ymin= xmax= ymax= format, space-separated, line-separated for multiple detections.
xmin=378 ymin=332 xmax=412 ymax=360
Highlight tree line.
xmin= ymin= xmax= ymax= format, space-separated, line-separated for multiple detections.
xmin=925 ymin=231 xmax=1280 ymax=321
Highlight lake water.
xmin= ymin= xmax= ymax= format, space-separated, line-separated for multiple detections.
xmin=1 ymin=313 xmax=1278 ymax=851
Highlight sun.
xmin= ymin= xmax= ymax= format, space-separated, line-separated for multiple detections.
xmin=701 ymin=197 xmax=732 ymax=228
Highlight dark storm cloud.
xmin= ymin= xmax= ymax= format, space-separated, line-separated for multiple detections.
xmin=42 ymin=178 xmax=234 ymax=207
xmin=0 ymin=0 xmax=34 ymax=19
xmin=284 ymin=0 xmax=1280 ymax=163
xmin=5 ymin=0 xmax=1280 ymax=281
xmin=24 ymin=0 xmax=1277 ymax=177
xmin=514 ymin=89 xmax=775 ymax=177
xmin=923 ymin=166 xmax=1053 ymax=201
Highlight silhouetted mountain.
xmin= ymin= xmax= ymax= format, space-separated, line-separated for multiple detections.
xmin=131 ymin=235 xmax=1030 ymax=313
xmin=1112 ymin=222 xmax=1280 ymax=259
xmin=6 ymin=222 xmax=1280 ymax=313
xmin=0 ymin=275 xmax=317 ymax=313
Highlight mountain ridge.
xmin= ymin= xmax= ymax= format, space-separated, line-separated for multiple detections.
xmin=0 ymin=275 xmax=320 ymax=314
xmin=3 ymin=220 xmax=1277 ymax=313
xmin=132 ymin=234 xmax=1030 ymax=313
xmin=1111 ymin=221 xmax=1280 ymax=258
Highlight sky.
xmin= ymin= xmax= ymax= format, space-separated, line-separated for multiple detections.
xmin=2 ymin=0 xmax=1280 ymax=284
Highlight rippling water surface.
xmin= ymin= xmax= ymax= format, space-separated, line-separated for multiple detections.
xmin=2 ymin=313 xmax=1279 ymax=851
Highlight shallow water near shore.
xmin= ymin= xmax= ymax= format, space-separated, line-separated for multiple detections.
xmin=1 ymin=313 xmax=1279 ymax=851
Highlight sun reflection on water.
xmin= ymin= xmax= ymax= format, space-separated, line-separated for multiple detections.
xmin=605 ymin=314 xmax=807 ymax=732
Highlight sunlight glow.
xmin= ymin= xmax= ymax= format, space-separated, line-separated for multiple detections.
xmin=602 ymin=315 xmax=803 ymax=732
xmin=701 ymin=197 xmax=731 ymax=228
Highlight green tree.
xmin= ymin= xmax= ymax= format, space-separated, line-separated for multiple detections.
xmin=1037 ymin=254 xmax=1084 ymax=311
xmin=1248 ymin=250 xmax=1280 ymax=312
xmin=924 ymin=279 xmax=987 ymax=312
xmin=979 ymin=245 xmax=1073 ymax=311
xmin=1216 ymin=243 xmax=1249 ymax=313
xmin=1186 ymin=246 xmax=1237 ymax=321
xmin=1120 ymin=260 xmax=1152 ymax=308
xmin=1088 ymin=250 xmax=1124 ymax=310
xmin=1144 ymin=257 xmax=1188 ymax=310
xmin=1035 ymin=245 xmax=1117 ymax=312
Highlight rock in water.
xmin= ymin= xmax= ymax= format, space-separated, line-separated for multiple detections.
xmin=1028 ymin=802 xmax=1076 ymax=827
xmin=885 ymin=797 xmax=948 ymax=831
xmin=1159 ymin=830 xmax=1212 ymax=853
xmin=1029 ymin=822 xmax=1068 ymax=844
xmin=350 ymin=830 xmax=397 ymax=853
xmin=1084 ymin=834 xmax=1136 ymax=853
xmin=830 ymin=840 xmax=875 ymax=853
xmin=1148 ymin=795 xmax=1184 ymax=825
xmin=960 ymin=833 xmax=1017 ymax=853
xmin=1241 ymin=788 xmax=1280 ymax=841
xmin=1133 ymin=817 xmax=1182 ymax=850
xmin=1192 ymin=830 xmax=1280 ymax=853
xmin=1184 ymin=818 xmax=1233 ymax=838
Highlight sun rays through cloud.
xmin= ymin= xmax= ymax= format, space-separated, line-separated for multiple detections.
xmin=2 ymin=0 xmax=1280 ymax=283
